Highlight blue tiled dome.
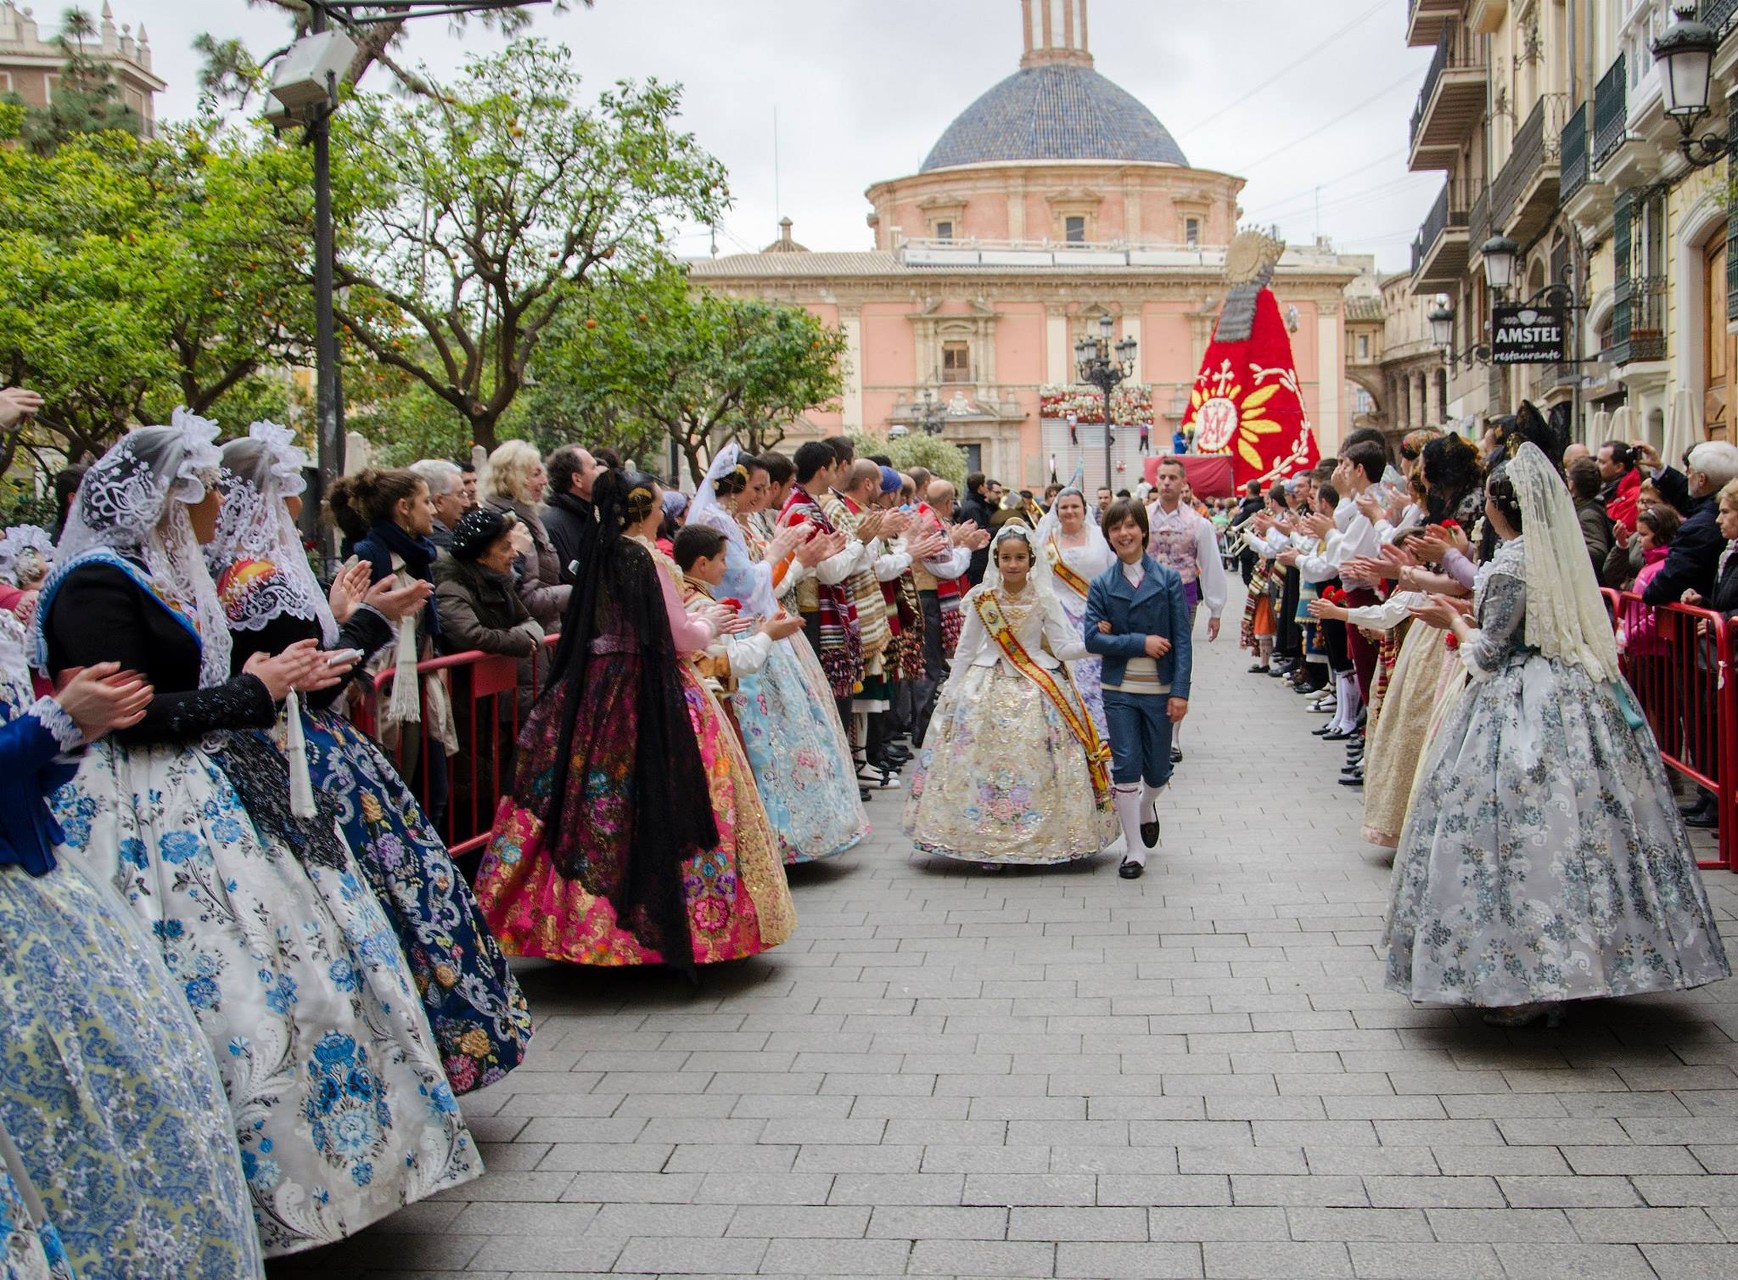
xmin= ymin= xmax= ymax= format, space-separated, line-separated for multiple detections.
xmin=920 ymin=63 xmax=1188 ymax=173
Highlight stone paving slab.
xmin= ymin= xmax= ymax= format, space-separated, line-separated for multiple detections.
xmin=269 ymin=591 xmax=1738 ymax=1278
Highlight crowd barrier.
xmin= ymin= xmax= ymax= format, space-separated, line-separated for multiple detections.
xmin=353 ymin=600 xmax=1736 ymax=872
xmin=1603 ymin=590 xmax=1735 ymax=873
xmin=353 ymin=634 xmax=559 ymax=859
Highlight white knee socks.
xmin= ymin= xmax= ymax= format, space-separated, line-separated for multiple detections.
xmin=1330 ymin=672 xmax=1363 ymax=733
xmin=1112 ymin=785 xmax=1146 ymax=866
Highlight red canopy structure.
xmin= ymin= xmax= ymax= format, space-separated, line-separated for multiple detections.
xmin=1143 ymin=454 xmax=1235 ymax=499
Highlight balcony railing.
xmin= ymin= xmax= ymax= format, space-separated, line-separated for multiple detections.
xmin=1468 ymin=187 xmax=1491 ymax=258
xmin=1727 ymin=231 xmax=1738 ymax=324
xmin=1491 ymin=94 xmax=1568 ymax=231
xmin=1560 ymin=102 xmax=1589 ymax=204
xmin=1409 ymin=20 xmax=1485 ymax=151
xmin=1705 ymin=0 xmax=1738 ymax=39
xmin=1410 ymin=179 xmax=1474 ymax=278
xmin=1608 ymin=274 xmax=1668 ymax=365
xmin=1592 ymin=52 xmax=1628 ymax=170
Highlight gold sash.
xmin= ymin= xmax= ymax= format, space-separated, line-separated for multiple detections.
xmin=974 ymin=592 xmax=1111 ymax=807
xmin=1045 ymin=536 xmax=1092 ymax=600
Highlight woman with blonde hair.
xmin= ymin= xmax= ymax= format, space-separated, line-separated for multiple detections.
xmin=483 ymin=440 xmax=567 ymax=631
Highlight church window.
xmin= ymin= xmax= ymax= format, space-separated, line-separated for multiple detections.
xmin=941 ymin=340 xmax=971 ymax=383
xmin=934 ymin=220 xmax=954 ymax=241
xmin=1357 ymin=334 xmax=1369 ymax=361
xmin=1185 ymin=217 xmax=1200 ymax=248
xmin=1064 ymin=215 xmax=1087 ymax=243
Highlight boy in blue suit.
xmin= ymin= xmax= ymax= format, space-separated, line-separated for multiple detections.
xmin=1084 ymin=498 xmax=1193 ymax=879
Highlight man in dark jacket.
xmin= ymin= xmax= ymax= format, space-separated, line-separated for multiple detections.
xmin=1233 ymin=480 xmax=1264 ymax=585
xmin=1641 ymin=442 xmax=1738 ymax=608
xmin=957 ymin=472 xmax=998 ymax=585
xmin=541 ymin=444 xmax=599 ymax=585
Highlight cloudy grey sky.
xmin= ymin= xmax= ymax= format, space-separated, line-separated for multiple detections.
xmin=125 ymin=0 xmax=1433 ymax=271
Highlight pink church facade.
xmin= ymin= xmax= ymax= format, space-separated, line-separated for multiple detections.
xmin=688 ymin=0 xmax=1360 ymax=491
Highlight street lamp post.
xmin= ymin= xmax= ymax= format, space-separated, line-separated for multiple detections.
xmin=915 ymin=388 xmax=945 ymax=437
xmin=1074 ymin=314 xmax=1137 ymax=493
xmin=269 ymin=0 xmax=550 ymax=552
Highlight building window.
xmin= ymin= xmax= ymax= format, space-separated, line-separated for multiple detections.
xmin=1185 ymin=217 xmax=1200 ymax=249
xmin=42 ymin=73 xmax=56 ymax=103
xmin=1064 ymin=215 xmax=1086 ymax=244
xmin=1357 ymin=334 xmax=1370 ymax=361
xmin=962 ymin=443 xmax=983 ymax=474
xmin=933 ymin=220 xmax=953 ymax=242
xmin=941 ymin=340 xmax=971 ymax=384
xmin=0 ymin=73 xmax=11 ymax=93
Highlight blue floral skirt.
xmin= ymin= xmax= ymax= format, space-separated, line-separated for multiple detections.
xmin=50 ymin=738 xmax=479 ymax=1256
xmin=0 ymin=862 xmax=261 ymax=1278
xmin=293 ymin=707 xmax=533 ymax=1095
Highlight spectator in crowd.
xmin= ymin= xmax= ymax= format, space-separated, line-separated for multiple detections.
xmin=908 ymin=466 xmax=932 ymax=506
xmin=541 ymin=444 xmax=599 ymax=585
xmin=1567 ymin=457 xmax=1613 ymax=574
xmin=51 ymin=462 xmax=87 ymax=542
xmin=1597 ymin=439 xmax=1642 ymax=529
xmin=958 ymin=473 xmax=997 ymax=584
xmin=1642 ymin=440 xmax=1738 ymax=608
xmin=1616 ymin=505 xmax=1684 ymax=655
xmin=657 ymin=490 xmax=687 ymax=559
xmin=410 ymin=459 xmax=469 ymax=550
xmin=435 ymin=507 xmax=546 ymax=715
xmin=456 ymin=458 xmax=479 ymax=509
xmin=1563 ymin=441 xmax=1591 ymax=468
xmin=483 ymin=439 xmax=568 ymax=632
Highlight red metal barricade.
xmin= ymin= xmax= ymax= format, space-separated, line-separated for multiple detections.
xmin=1609 ymin=591 xmax=1735 ymax=873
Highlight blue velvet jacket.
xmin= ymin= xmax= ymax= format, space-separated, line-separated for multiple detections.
xmin=1082 ymin=554 xmax=1194 ymax=702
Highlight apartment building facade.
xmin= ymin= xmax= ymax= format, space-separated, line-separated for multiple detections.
xmin=1405 ymin=0 xmax=1736 ymax=451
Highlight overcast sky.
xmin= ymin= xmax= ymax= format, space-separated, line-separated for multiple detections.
xmin=125 ymin=0 xmax=1433 ymax=272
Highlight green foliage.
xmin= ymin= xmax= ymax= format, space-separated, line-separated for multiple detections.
xmin=328 ymin=39 xmax=730 ymax=451
xmin=534 ymin=261 xmax=849 ymax=483
xmin=849 ymin=432 xmax=969 ymax=489
xmin=0 ymin=110 xmax=309 ymax=477
xmin=0 ymin=479 xmax=59 ymax=532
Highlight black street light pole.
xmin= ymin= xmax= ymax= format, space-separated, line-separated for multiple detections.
xmin=917 ymin=388 xmax=945 ymax=437
xmin=1074 ymin=315 xmax=1137 ymax=494
xmin=307 ymin=5 xmax=342 ymax=556
xmin=283 ymin=0 xmax=552 ymax=554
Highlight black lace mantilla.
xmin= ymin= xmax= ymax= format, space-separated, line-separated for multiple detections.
xmin=208 ymin=729 xmax=349 ymax=871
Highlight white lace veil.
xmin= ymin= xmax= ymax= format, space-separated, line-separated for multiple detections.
xmin=1505 ymin=441 xmax=1621 ymax=682
xmin=50 ymin=407 xmax=233 ymax=688
xmin=0 ymin=524 xmax=53 ymax=588
xmin=1033 ymin=486 xmax=1110 ymax=578
xmin=981 ymin=520 xmax=1059 ymax=607
xmin=209 ymin=421 xmax=339 ymax=647
xmin=688 ymin=441 xmax=776 ymax=615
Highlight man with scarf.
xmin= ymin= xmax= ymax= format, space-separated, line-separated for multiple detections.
xmin=1144 ymin=456 xmax=1227 ymax=762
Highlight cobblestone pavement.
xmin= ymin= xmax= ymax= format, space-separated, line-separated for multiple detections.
xmin=274 ymin=599 xmax=1738 ymax=1279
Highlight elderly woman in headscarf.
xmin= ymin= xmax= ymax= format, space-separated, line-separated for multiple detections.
xmin=1386 ymin=441 xmax=1730 ymax=1026
xmin=209 ymin=424 xmax=532 ymax=1099
xmin=436 ymin=505 xmax=547 ymax=705
xmin=0 ymin=600 xmax=262 ymax=1278
xmin=34 ymin=411 xmax=479 ymax=1256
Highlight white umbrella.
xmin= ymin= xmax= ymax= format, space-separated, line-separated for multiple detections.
xmin=1664 ymin=388 xmax=1701 ymax=471
xmin=1607 ymin=406 xmax=1633 ymax=446
xmin=1589 ymin=409 xmax=1612 ymax=446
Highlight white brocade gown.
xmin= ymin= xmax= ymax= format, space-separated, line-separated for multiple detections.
xmin=50 ymin=734 xmax=482 ymax=1255
xmin=1384 ymin=538 xmax=1731 ymax=1008
xmin=1046 ymin=536 xmax=1113 ymax=738
xmin=905 ymin=583 xmax=1115 ymax=865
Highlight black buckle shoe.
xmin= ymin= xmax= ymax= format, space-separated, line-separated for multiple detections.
xmin=1118 ymin=857 xmax=1144 ymax=879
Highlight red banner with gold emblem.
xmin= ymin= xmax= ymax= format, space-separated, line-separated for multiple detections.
xmin=1182 ymin=288 xmax=1320 ymax=488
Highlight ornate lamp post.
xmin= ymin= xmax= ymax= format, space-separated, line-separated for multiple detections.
xmin=1074 ymin=315 xmax=1137 ymax=492
xmin=915 ymin=388 xmax=945 ymax=437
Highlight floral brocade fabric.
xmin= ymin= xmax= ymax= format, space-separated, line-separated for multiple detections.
xmin=295 ymin=707 xmax=533 ymax=1094
xmin=478 ymin=657 xmax=796 ymax=965
xmin=732 ymin=635 xmax=868 ymax=866
xmin=1385 ymin=566 xmax=1730 ymax=1007
xmin=49 ymin=739 xmax=479 ymax=1255
xmin=905 ymin=664 xmax=1116 ymax=866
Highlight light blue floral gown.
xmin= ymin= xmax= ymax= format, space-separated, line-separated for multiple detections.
xmin=0 ymin=617 xmax=263 ymax=1279
xmin=714 ymin=514 xmax=869 ymax=864
xmin=1385 ymin=537 xmax=1731 ymax=1008
xmin=39 ymin=557 xmax=479 ymax=1256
